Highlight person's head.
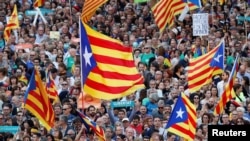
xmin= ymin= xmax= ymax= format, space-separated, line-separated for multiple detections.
xmin=166 ymin=132 xmax=176 ymax=141
xmin=221 ymin=113 xmax=229 ymax=124
xmin=105 ymin=126 xmax=113 ymax=138
xmin=222 ymin=71 xmax=230 ymax=81
xmin=31 ymin=133 xmax=41 ymax=141
xmin=233 ymin=84 xmax=243 ymax=94
xmin=87 ymin=105 xmax=96 ymax=117
xmin=236 ymin=117 xmax=245 ymax=125
xmin=132 ymin=115 xmax=140 ymax=126
xmin=117 ymin=109 xmax=126 ymax=120
xmin=59 ymin=115 xmax=68 ymax=126
xmin=62 ymin=103 xmax=72 ymax=116
xmin=46 ymin=134 xmax=55 ymax=141
xmin=66 ymin=129 xmax=76 ymax=140
xmin=125 ymin=127 xmax=135 ymax=138
xmin=153 ymin=117 xmax=161 ymax=128
xmin=54 ymin=104 xmax=62 ymax=116
xmin=2 ymin=103 xmax=12 ymax=116
xmin=140 ymin=105 xmax=147 ymax=115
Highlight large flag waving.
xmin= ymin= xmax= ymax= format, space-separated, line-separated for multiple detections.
xmin=165 ymin=93 xmax=197 ymax=141
xmin=81 ymin=0 xmax=108 ymax=23
xmin=152 ymin=0 xmax=198 ymax=33
xmin=80 ymin=21 xmax=144 ymax=100
xmin=23 ymin=69 xmax=54 ymax=131
xmin=77 ymin=110 xmax=106 ymax=141
xmin=152 ymin=0 xmax=175 ymax=33
xmin=188 ymin=40 xmax=225 ymax=93
xmin=214 ymin=55 xmax=239 ymax=115
xmin=3 ymin=5 xmax=19 ymax=42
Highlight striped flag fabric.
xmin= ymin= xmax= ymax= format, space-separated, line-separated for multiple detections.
xmin=152 ymin=0 xmax=175 ymax=33
xmin=188 ymin=40 xmax=225 ymax=93
xmin=214 ymin=55 xmax=239 ymax=115
xmin=77 ymin=110 xmax=106 ymax=141
xmin=165 ymin=93 xmax=197 ymax=141
xmin=80 ymin=20 xmax=144 ymax=100
xmin=172 ymin=0 xmax=198 ymax=15
xmin=33 ymin=0 xmax=45 ymax=8
xmin=152 ymin=0 xmax=198 ymax=33
xmin=81 ymin=0 xmax=108 ymax=23
xmin=46 ymin=72 xmax=60 ymax=104
xmin=19 ymin=75 xmax=28 ymax=85
xmin=4 ymin=5 xmax=19 ymax=42
xmin=23 ymin=69 xmax=54 ymax=131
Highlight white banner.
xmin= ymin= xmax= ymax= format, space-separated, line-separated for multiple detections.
xmin=192 ymin=13 xmax=209 ymax=36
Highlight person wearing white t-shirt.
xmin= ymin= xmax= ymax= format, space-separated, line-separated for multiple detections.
xmin=217 ymin=71 xmax=230 ymax=97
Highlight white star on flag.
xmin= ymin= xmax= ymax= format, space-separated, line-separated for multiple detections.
xmin=214 ymin=54 xmax=222 ymax=63
xmin=83 ymin=47 xmax=93 ymax=66
xmin=176 ymin=108 xmax=185 ymax=119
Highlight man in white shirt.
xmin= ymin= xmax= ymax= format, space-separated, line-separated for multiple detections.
xmin=217 ymin=71 xmax=230 ymax=97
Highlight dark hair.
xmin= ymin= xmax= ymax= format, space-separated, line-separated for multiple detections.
xmin=243 ymin=76 xmax=249 ymax=85
xmin=233 ymin=84 xmax=242 ymax=92
xmin=87 ymin=105 xmax=95 ymax=111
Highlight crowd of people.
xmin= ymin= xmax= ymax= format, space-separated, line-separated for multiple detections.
xmin=0 ymin=0 xmax=250 ymax=141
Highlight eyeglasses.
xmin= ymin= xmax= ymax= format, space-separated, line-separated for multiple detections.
xmin=158 ymin=107 xmax=164 ymax=109
xmin=17 ymin=114 xmax=23 ymax=116
xmin=62 ymin=108 xmax=68 ymax=111
xmin=180 ymin=78 xmax=185 ymax=80
xmin=62 ymin=83 xmax=68 ymax=85
xmin=144 ymin=47 xmax=149 ymax=49
xmin=194 ymin=97 xmax=199 ymax=99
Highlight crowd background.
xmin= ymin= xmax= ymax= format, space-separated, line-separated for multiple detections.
xmin=0 ymin=0 xmax=250 ymax=141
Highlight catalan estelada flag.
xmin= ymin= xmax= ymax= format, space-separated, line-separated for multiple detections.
xmin=189 ymin=0 xmax=202 ymax=7
xmin=4 ymin=4 xmax=19 ymax=42
xmin=165 ymin=93 xmax=197 ymax=141
xmin=77 ymin=110 xmax=106 ymax=141
xmin=214 ymin=55 xmax=239 ymax=115
xmin=80 ymin=21 xmax=144 ymax=100
xmin=81 ymin=0 xmax=108 ymax=23
xmin=33 ymin=0 xmax=45 ymax=8
xmin=23 ymin=69 xmax=54 ymax=131
xmin=46 ymin=72 xmax=60 ymax=104
xmin=152 ymin=0 xmax=175 ymax=33
xmin=188 ymin=40 xmax=225 ymax=93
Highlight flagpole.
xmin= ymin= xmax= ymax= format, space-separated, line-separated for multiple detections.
xmin=79 ymin=17 xmax=84 ymax=112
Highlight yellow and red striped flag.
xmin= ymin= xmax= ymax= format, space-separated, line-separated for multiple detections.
xmin=165 ymin=93 xmax=197 ymax=141
xmin=3 ymin=5 xmax=19 ymax=42
xmin=24 ymin=69 xmax=55 ymax=131
xmin=80 ymin=21 xmax=144 ymax=100
xmin=46 ymin=72 xmax=60 ymax=104
xmin=214 ymin=55 xmax=239 ymax=115
xmin=77 ymin=110 xmax=106 ymax=141
xmin=188 ymin=40 xmax=225 ymax=93
xmin=81 ymin=0 xmax=108 ymax=23
xmin=172 ymin=0 xmax=198 ymax=16
xmin=19 ymin=75 xmax=28 ymax=85
xmin=152 ymin=0 xmax=175 ymax=33
xmin=33 ymin=0 xmax=45 ymax=8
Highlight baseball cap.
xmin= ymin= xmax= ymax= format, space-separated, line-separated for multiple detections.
xmin=122 ymin=118 xmax=129 ymax=122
